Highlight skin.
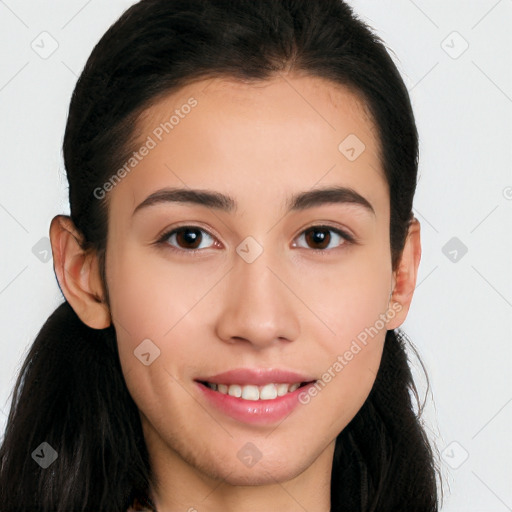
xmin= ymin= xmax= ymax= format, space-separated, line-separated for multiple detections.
xmin=50 ymin=74 xmax=421 ymax=512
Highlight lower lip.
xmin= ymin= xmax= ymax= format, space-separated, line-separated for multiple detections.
xmin=196 ymin=382 xmax=316 ymax=425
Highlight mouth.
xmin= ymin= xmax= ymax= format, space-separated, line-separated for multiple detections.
xmin=194 ymin=369 xmax=317 ymax=424
xmin=197 ymin=381 xmax=314 ymax=401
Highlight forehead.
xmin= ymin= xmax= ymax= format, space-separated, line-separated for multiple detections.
xmin=109 ymin=74 xmax=386 ymax=217
xmin=141 ymin=74 xmax=378 ymax=147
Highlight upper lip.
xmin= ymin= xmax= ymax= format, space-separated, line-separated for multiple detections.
xmin=197 ymin=368 xmax=316 ymax=386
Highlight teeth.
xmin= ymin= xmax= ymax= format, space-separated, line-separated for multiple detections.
xmin=206 ymin=382 xmax=305 ymax=400
xmin=241 ymin=385 xmax=259 ymax=401
xmin=228 ymin=384 xmax=242 ymax=398
xmin=276 ymin=383 xmax=289 ymax=397
xmin=260 ymin=383 xmax=278 ymax=400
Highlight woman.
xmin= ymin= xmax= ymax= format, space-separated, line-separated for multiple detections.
xmin=0 ymin=0 xmax=441 ymax=510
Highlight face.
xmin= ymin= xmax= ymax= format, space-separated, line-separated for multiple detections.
xmin=104 ymin=75 xmax=396 ymax=490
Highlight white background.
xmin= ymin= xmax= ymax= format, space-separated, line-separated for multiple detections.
xmin=1 ymin=1 xmax=511 ymax=510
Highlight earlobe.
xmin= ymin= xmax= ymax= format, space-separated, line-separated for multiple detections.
xmin=386 ymin=218 xmax=421 ymax=330
xmin=49 ymin=215 xmax=111 ymax=329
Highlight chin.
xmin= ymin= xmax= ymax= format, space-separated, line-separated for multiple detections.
xmin=213 ymin=463 xmax=303 ymax=486
xmin=191 ymin=449 xmax=308 ymax=486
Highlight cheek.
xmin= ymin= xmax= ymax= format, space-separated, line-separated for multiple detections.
xmin=106 ymin=243 xmax=215 ymax=345
xmin=104 ymin=247 xmax=205 ymax=396
xmin=300 ymin=246 xmax=392 ymax=349
xmin=295 ymin=244 xmax=392 ymax=406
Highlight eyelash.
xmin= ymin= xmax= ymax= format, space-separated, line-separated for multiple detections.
xmin=155 ymin=224 xmax=355 ymax=255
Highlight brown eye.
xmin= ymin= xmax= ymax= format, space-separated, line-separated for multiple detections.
xmin=305 ymin=227 xmax=331 ymax=249
xmin=175 ymin=227 xmax=202 ymax=248
xmin=294 ymin=226 xmax=350 ymax=250
xmin=163 ymin=226 xmax=216 ymax=250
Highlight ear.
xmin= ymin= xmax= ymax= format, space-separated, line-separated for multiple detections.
xmin=386 ymin=218 xmax=421 ymax=330
xmin=49 ymin=215 xmax=111 ymax=329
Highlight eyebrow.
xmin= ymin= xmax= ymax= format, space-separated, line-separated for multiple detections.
xmin=132 ymin=185 xmax=375 ymax=217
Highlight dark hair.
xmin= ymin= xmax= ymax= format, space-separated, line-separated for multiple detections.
xmin=0 ymin=0 xmax=441 ymax=510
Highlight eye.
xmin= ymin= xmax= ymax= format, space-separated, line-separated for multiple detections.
xmin=158 ymin=226 xmax=218 ymax=252
xmin=292 ymin=225 xmax=353 ymax=251
xmin=156 ymin=224 xmax=353 ymax=254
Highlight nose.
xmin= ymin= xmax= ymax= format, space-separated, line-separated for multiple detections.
xmin=214 ymin=248 xmax=301 ymax=350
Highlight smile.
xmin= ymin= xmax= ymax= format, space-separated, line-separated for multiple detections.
xmin=195 ymin=368 xmax=317 ymax=424
xmin=200 ymin=382 xmax=311 ymax=401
